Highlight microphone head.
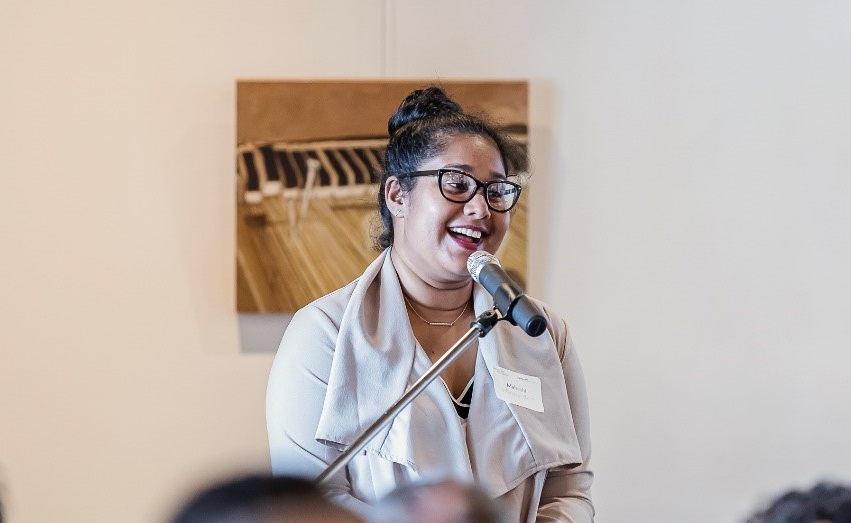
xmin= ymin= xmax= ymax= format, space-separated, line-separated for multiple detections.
xmin=467 ymin=251 xmax=500 ymax=283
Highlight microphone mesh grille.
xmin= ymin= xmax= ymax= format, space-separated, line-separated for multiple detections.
xmin=467 ymin=251 xmax=499 ymax=283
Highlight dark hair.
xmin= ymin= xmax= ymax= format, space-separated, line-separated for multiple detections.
xmin=376 ymin=86 xmax=526 ymax=249
xmin=745 ymin=481 xmax=851 ymax=523
xmin=169 ymin=474 xmax=359 ymax=523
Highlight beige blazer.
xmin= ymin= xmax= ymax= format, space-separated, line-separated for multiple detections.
xmin=267 ymin=250 xmax=593 ymax=522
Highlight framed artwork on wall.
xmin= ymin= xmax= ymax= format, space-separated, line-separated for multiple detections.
xmin=236 ymin=80 xmax=529 ymax=313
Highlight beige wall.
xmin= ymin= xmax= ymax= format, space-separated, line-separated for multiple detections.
xmin=2 ymin=1 xmax=850 ymax=523
xmin=0 ymin=1 xmax=383 ymax=522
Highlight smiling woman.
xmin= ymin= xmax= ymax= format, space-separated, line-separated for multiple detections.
xmin=266 ymin=86 xmax=594 ymax=523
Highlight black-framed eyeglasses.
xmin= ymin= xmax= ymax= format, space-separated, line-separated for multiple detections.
xmin=397 ymin=169 xmax=522 ymax=213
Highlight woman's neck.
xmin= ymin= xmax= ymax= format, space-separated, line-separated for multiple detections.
xmin=390 ymin=248 xmax=472 ymax=312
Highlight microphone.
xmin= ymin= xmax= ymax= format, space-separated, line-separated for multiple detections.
xmin=467 ymin=251 xmax=547 ymax=337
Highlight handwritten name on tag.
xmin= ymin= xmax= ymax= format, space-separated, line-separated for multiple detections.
xmin=493 ymin=366 xmax=544 ymax=413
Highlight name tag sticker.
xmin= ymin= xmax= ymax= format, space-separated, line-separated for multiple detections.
xmin=493 ymin=366 xmax=544 ymax=412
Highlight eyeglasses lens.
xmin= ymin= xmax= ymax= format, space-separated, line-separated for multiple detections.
xmin=439 ymin=171 xmax=518 ymax=212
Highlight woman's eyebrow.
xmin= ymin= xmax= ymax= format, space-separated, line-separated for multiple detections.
xmin=442 ymin=163 xmax=474 ymax=171
xmin=443 ymin=164 xmax=507 ymax=180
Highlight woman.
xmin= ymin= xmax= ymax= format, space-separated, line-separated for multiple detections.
xmin=266 ymin=86 xmax=593 ymax=522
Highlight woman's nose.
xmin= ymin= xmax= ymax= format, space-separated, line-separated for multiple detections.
xmin=464 ymin=189 xmax=491 ymax=218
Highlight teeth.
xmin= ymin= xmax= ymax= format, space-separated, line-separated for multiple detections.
xmin=449 ymin=227 xmax=482 ymax=239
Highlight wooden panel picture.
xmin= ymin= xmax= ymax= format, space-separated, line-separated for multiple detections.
xmin=236 ymin=80 xmax=529 ymax=313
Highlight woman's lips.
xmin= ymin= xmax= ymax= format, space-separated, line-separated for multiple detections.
xmin=448 ymin=227 xmax=485 ymax=250
xmin=448 ymin=226 xmax=483 ymax=240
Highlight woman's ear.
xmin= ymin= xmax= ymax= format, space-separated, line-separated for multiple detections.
xmin=385 ymin=176 xmax=405 ymax=217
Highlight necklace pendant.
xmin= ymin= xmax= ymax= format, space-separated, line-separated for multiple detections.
xmin=403 ymin=294 xmax=469 ymax=329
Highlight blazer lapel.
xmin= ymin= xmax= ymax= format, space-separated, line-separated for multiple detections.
xmin=314 ymin=250 xmax=581 ymax=490
xmin=314 ymin=249 xmax=472 ymax=479
xmin=467 ymin=285 xmax=583 ymax=497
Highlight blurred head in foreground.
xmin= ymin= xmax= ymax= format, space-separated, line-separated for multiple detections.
xmin=745 ymin=481 xmax=851 ymax=523
xmin=372 ymin=478 xmax=508 ymax=523
xmin=169 ymin=474 xmax=363 ymax=523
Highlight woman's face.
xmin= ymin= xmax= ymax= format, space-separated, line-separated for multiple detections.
xmin=388 ymin=133 xmax=511 ymax=286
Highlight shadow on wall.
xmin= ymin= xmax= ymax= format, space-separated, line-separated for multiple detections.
xmin=238 ymin=314 xmax=291 ymax=354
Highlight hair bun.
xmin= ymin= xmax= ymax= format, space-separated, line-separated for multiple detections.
xmin=387 ymin=86 xmax=462 ymax=135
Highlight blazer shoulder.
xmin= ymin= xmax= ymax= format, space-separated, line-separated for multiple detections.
xmin=295 ymin=278 xmax=360 ymax=323
xmin=527 ymin=295 xmax=571 ymax=359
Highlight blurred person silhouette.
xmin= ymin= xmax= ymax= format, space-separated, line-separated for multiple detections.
xmin=169 ymin=474 xmax=363 ymax=523
xmin=745 ymin=481 xmax=851 ymax=523
xmin=371 ymin=478 xmax=509 ymax=523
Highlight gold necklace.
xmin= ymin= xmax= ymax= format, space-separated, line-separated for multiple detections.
xmin=403 ymin=294 xmax=469 ymax=327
